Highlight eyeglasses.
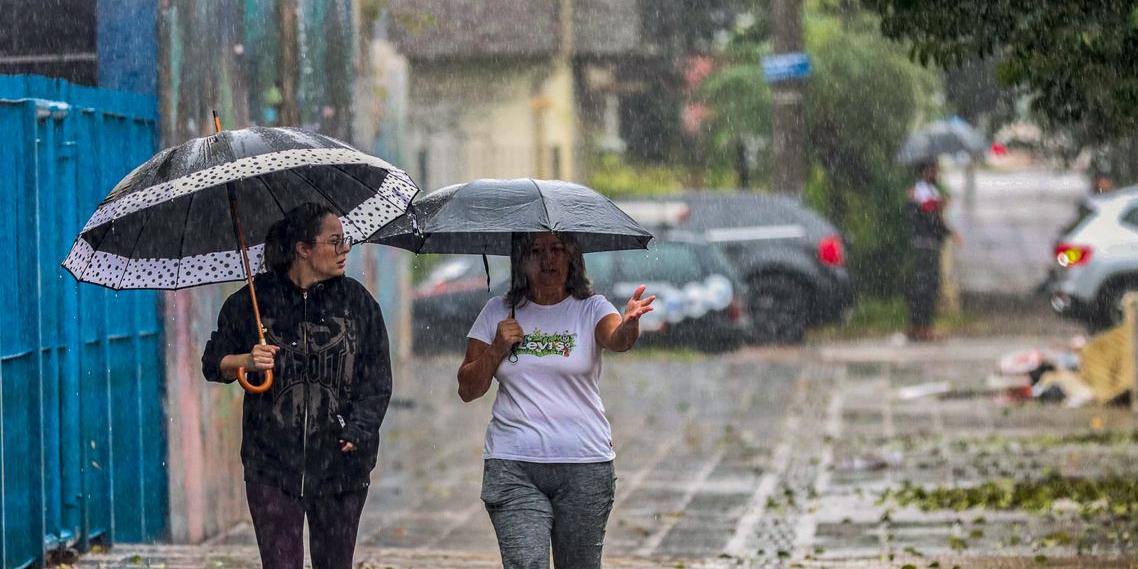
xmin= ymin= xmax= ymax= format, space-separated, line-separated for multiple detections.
xmin=313 ymin=235 xmax=354 ymax=253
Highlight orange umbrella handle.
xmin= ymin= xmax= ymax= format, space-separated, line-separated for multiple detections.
xmin=236 ymin=338 xmax=274 ymax=394
xmin=216 ymin=110 xmax=274 ymax=396
xmin=236 ymin=367 xmax=274 ymax=394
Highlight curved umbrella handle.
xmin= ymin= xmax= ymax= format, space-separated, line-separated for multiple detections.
xmin=236 ymin=367 xmax=273 ymax=394
xmin=221 ymin=163 xmax=274 ymax=396
xmin=236 ymin=339 xmax=274 ymax=394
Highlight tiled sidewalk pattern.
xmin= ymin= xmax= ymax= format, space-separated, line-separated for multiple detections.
xmin=75 ymin=340 xmax=1138 ymax=568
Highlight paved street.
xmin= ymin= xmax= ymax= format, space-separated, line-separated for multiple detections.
xmin=77 ymin=333 xmax=1138 ymax=568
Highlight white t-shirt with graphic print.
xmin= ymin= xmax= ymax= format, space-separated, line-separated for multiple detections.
xmin=467 ymin=294 xmax=620 ymax=463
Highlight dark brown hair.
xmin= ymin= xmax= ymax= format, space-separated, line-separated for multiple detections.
xmin=505 ymin=232 xmax=593 ymax=308
xmin=263 ymin=202 xmax=336 ymax=274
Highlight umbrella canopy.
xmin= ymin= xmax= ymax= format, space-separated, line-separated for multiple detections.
xmin=896 ymin=117 xmax=988 ymax=165
xmin=369 ymin=178 xmax=653 ymax=255
xmin=63 ymin=126 xmax=419 ymax=290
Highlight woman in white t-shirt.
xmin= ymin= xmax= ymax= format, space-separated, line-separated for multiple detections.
xmin=458 ymin=231 xmax=655 ymax=569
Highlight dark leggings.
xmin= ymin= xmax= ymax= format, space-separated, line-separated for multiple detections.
xmin=245 ymin=482 xmax=368 ymax=569
xmin=908 ymin=247 xmax=941 ymax=328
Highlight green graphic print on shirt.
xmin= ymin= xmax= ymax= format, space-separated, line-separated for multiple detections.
xmin=516 ymin=329 xmax=577 ymax=358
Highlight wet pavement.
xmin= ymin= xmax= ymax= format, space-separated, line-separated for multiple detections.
xmin=75 ymin=337 xmax=1138 ymax=568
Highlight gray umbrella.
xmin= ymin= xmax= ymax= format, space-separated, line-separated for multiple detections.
xmin=373 ymin=178 xmax=653 ymax=362
xmin=369 ymin=178 xmax=653 ymax=255
xmin=896 ymin=118 xmax=988 ymax=165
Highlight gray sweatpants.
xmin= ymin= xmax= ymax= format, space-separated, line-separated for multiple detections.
xmin=481 ymin=459 xmax=616 ymax=569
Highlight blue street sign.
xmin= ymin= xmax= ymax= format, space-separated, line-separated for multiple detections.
xmin=761 ymin=52 xmax=811 ymax=83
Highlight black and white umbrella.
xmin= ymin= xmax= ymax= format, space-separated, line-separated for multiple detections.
xmin=63 ymin=125 xmax=418 ymax=290
xmin=62 ymin=120 xmax=419 ymax=394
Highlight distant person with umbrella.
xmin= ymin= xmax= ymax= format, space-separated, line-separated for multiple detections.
xmin=896 ymin=118 xmax=980 ymax=342
xmin=896 ymin=116 xmax=987 ymax=212
xmin=458 ymin=232 xmax=654 ymax=569
xmin=905 ymin=161 xmax=956 ymax=342
xmin=202 ymin=203 xmax=392 ymax=568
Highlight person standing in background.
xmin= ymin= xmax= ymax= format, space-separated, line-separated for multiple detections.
xmin=905 ymin=161 xmax=956 ymax=342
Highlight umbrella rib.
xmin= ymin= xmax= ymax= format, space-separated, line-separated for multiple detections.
xmin=329 ymin=164 xmax=412 ymax=214
xmin=255 ymin=175 xmax=289 ymax=219
xmin=284 ymin=168 xmax=368 ymax=237
xmin=172 ymin=184 xmax=200 ymax=289
xmin=529 ymin=178 xmax=552 ymax=230
xmin=252 ymin=176 xmax=289 ymax=273
xmin=112 ymin=205 xmax=156 ymax=290
xmin=74 ymin=226 xmax=111 ymax=282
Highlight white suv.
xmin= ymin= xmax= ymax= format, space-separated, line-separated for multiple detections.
xmin=1050 ymin=185 xmax=1138 ymax=330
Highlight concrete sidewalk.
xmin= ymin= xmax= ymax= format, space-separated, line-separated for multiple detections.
xmin=707 ymin=337 xmax=1137 ymax=569
xmin=69 ymin=544 xmax=668 ymax=568
xmin=74 ymin=337 xmax=1138 ymax=569
xmin=800 ymin=338 xmax=1138 ymax=568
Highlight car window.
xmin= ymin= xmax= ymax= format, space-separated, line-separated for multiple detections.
xmin=422 ymin=257 xmax=477 ymax=285
xmin=615 ymin=242 xmax=704 ymax=284
xmin=1121 ymin=206 xmax=1138 ymax=229
xmin=584 ymin=252 xmax=615 ymax=287
xmin=1059 ymin=202 xmax=1096 ymax=236
xmin=418 ymin=255 xmax=510 ymax=289
xmin=699 ymin=243 xmax=740 ymax=280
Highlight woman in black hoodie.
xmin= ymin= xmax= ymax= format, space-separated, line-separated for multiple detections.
xmin=202 ymin=202 xmax=392 ymax=569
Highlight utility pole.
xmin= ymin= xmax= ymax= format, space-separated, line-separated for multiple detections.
xmin=158 ymin=1 xmax=174 ymax=144
xmin=770 ymin=0 xmax=806 ymax=195
xmin=278 ymin=0 xmax=300 ymax=126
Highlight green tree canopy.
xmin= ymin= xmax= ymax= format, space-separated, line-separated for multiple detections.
xmin=863 ymin=0 xmax=1138 ymax=142
xmin=697 ymin=6 xmax=941 ymax=295
xmin=804 ymin=12 xmax=941 ymax=295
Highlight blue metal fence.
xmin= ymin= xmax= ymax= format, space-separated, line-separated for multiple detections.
xmin=0 ymin=75 xmax=167 ymax=568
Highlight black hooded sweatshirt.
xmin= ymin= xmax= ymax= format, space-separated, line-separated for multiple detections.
xmin=202 ymin=271 xmax=392 ymax=498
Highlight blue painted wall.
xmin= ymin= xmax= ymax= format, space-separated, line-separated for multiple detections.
xmin=0 ymin=75 xmax=166 ymax=568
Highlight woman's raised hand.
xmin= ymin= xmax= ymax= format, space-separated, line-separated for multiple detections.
xmin=623 ymin=285 xmax=656 ymax=324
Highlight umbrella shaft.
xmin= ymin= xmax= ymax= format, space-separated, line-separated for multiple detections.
xmin=227 ymin=183 xmax=267 ymax=342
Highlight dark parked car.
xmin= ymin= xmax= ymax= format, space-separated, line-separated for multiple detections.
xmin=411 ymin=254 xmax=511 ymax=351
xmin=588 ymin=231 xmax=750 ymax=351
xmin=411 ymin=233 xmax=750 ymax=352
xmin=618 ymin=193 xmax=855 ymax=344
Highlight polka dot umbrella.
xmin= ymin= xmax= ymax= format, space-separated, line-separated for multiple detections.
xmin=62 ymin=114 xmax=419 ymax=392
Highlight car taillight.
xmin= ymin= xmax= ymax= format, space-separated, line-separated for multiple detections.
xmin=818 ymin=235 xmax=845 ymax=267
xmin=1055 ymin=243 xmax=1092 ymax=268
